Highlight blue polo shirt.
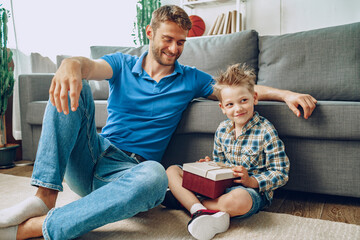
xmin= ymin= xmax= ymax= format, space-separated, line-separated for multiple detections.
xmin=100 ymin=52 xmax=214 ymax=162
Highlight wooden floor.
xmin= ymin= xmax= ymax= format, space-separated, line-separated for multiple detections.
xmin=1 ymin=161 xmax=359 ymax=226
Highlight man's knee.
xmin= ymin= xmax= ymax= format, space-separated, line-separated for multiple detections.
xmin=139 ymin=161 xmax=168 ymax=203
xmin=44 ymin=80 xmax=93 ymax=117
xmin=141 ymin=161 xmax=168 ymax=189
xmin=77 ymin=80 xmax=94 ymax=108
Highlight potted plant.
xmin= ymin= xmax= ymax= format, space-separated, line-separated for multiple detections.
xmin=133 ymin=0 xmax=161 ymax=46
xmin=0 ymin=6 xmax=18 ymax=168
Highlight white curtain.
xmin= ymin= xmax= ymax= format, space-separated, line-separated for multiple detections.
xmin=3 ymin=0 xmax=137 ymax=140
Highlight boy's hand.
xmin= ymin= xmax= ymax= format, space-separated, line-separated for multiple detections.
xmin=198 ymin=156 xmax=211 ymax=162
xmin=232 ymin=166 xmax=259 ymax=188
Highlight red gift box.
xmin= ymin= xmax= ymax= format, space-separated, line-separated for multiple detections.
xmin=182 ymin=162 xmax=237 ymax=199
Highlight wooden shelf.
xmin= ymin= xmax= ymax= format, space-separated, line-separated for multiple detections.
xmin=182 ymin=0 xmax=232 ymax=9
xmin=181 ymin=0 xmax=245 ymax=32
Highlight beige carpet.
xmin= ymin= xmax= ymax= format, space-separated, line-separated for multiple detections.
xmin=1 ymin=173 xmax=359 ymax=240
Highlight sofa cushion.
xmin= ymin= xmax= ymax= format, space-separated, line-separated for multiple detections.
xmin=31 ymin=53 xmax=56 ymax=73
xmin=257 ymin=22 xmax=360 ymax=101
xmin=57 ymin=55 xmax=110 ymax=100
xmin=26 ymin=100 xmax=108 ymax=128
xmin=178 ymin=30 xmax=259 ymax=77
xmin=56 ymin=55 xmax=72 ymax=69
xmin=90 ymin=45 xmax=149 ymax=59
xmin=88 ymin=81 xmax=109 ymax=100
xmin=255 ymin=101 xmax=360 ymax=140
xmin=90 ymin=30 xmax=259 ymax=77
xmin=175 ymin=99 xmax=360 ymax=141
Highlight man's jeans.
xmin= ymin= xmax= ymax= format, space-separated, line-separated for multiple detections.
xmin=30 ymin=80 xmax=168 ymax=240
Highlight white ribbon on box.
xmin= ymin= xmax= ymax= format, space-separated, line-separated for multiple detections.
xmin=183 ymin=161 xmax=236 ymax=181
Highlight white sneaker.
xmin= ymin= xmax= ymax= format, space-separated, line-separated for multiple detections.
xmin=187 ymin=209 xmax=230 ymax=240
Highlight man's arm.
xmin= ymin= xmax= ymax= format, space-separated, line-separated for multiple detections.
xmin=254 ymin=85 xmax=317 ymax=119
xmin=207 ymin=85 xmax=317 ymax=119
xmin=49 ymin=57 xmax=113 ymax=115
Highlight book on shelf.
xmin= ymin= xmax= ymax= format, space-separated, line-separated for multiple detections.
xmin=214 ymin=13 xmax=224 ymax=35
xmin=231 ymin=10 xmax=237 ymax=33
xmin=223 ymin=11 xmax=232 ymax=34
xmin=208 ymin=10 xmax=241 ymax=36
xmin=217 ymin=13 xmax=226 ymax=35
xmin=239 ymin=13 xmax=242 ymax=31
xmin=209 ymin=13 xmax=224 ymax=35
xmin=208 ymin=14 xmax=220 ymax=35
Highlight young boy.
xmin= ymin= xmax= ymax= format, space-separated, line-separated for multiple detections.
xmin=164 ymin=64 xmax=290 ymax=240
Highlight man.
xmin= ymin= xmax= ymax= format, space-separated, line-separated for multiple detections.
xmin=0 ymin=5 xmax=316 ymax=240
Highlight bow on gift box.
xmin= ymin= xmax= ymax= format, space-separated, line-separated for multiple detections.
xmin=207 ymin=161 xmax=233 ymax=168
xmin=203 ymin=161 xmax=235 ymax=179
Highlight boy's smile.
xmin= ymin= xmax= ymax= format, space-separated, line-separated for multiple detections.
xmin=219 ymin=86 xmax=258 ymax=131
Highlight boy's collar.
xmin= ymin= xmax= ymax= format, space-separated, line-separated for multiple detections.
xmin=226 ymin=112 xmax=260 ymax=135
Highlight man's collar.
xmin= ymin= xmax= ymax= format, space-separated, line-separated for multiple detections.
xmin=173 ymin=60 xmax=183 ymax=75
xmin=132 ymin=51 xmax=183 ymax=76
xmin=132 ymin=51 xmax=148 ymax=75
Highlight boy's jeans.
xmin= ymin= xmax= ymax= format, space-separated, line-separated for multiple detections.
xmin=30 ymin=80 xmax=168 ymax=240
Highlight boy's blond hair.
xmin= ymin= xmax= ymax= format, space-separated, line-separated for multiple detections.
xmin=150 ymin=5 xmax=192 ymax=34
xmin=213 ymin=64 xmax=256 ymax=101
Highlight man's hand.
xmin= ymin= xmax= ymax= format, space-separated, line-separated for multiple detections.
xmin=283 ymin=92 xmax=317 ymax=119
xmin=198 ymin=156 xmax=212 ymax=162
xmin=232 ymin=166 xmax=259 ymax=188
xmin=254 ymin=85 xmax=318 ymax=119
xmin=49 ymin=58 xmax=83 ymax=115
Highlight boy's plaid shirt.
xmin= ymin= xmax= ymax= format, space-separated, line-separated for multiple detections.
xmin=213 ymin=112 xmax=290 ymax=201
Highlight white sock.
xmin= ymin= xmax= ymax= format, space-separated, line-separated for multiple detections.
xmin=0 ymin=225 xmax=18 ymax=240
xmin=190 ymin=203 xmax=206 ymax=215
xmin=0 ymin=196 xmax=49 ymax=228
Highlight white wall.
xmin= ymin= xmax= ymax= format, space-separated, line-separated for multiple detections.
xmin=3 ymin=0 xmax=137 ymax=61
xmin=162 ymin=0 xmax=360 ymax=36
xmin=248 ymin=0 xmax=360 ymax=35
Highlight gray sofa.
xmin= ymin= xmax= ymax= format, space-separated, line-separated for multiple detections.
xmin=19 ymin=22 xmax=360 ymax=198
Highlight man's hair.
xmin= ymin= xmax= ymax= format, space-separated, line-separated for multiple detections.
xmin=150 ymin=5 xmax=192 ymax=33
xmin=213 ymin=63 xmax=256 ymax=101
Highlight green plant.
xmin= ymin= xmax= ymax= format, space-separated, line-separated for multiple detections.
xmin=0 ymin=7 xmax=14 ymax=147
xmin=133 ymin=0 xmax=161 ymax=46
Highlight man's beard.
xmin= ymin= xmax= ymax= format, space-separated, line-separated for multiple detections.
xmin=151 ymin=44 xmax=179 ymax=66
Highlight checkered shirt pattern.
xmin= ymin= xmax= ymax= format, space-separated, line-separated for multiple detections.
xmin=213 ymin=112 xmax=290 ymax=201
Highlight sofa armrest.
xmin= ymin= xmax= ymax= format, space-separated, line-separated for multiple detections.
xmin=19 ymin=73 xmax=54 ymax=102
xmin=19 ymin=73 xmax=53 ymax=160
